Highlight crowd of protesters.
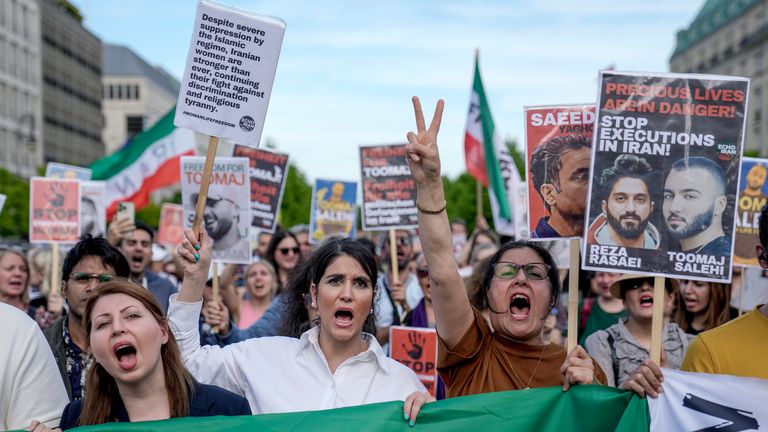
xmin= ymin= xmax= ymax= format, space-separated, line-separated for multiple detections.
xmin=1 ymin=98 xmax=768 ymax=431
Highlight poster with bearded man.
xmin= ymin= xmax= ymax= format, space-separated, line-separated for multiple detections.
xmin=583 ymin=71 xmax=748 ymax=283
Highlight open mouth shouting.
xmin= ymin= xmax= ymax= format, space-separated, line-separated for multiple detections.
xmin=334 ymin=307 xmax=354 ymax=328
xmin=509 ymin=293 xmax=531 ymax=320
xmin=639 ymin=293 xmax=654 ymax=308
xmin=113 ymin=341 xmax=138 ymax=371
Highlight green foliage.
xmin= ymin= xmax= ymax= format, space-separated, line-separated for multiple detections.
xmin=442 ymin=173 xmax=492 ymax=234
xmin=140 ymin=191 xmax=182 ymax=228
xmin=744 ymin=149 xmax=760 ymax=158
xmin=506 ymin=137 xmax=526 ymax=179
xmin=0 ymin=168 xmax=30 ymax=239
xmin=278 ymin=164 xmax=312 ymax=229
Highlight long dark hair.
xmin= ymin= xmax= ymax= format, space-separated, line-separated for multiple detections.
xmin=266 ymin=228 xmax=302 ymax=292
xmin=481 ymin=240 xmax=561 ymax=311
xmin=79 ymin=280 xmax=194 ymax=426
xmin=280 ymin=238 xmax=377 ymax=338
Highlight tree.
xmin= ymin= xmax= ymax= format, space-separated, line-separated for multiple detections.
xmin=278 ymin=163 xmax=312 ymax=229
xmin=0 ymin=168 xmax=30 ymax=239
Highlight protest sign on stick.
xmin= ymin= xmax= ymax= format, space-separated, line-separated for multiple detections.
xmin=45 ymin=162 xmax=92 ymax=180
xmin=390 ymin=326 xmax=438 ymax=397
xmin=30 ymin=178 xmax=80 ymax=244
xmin=175 ymin=0 xmax=285 ymax=237
xmin=359 ymin=144 xmax=417 ymax=231
xmin=567 ymin=238 xmax=580 ymax=354
xmin=158 ymin=204 xmax=186 ymax=247
xmin=309 ymin=179 xmax=357 ymax=243
xmin=734 ymin=157 xmax=768 ymax=268
xmin=233 ymin=144 xmax=289 ymax=233
xmin=650 ymin=277 xmax=666 ymax=364
xmin=181 ymin=156 xmax=252 ymax=264
xmin=79 ymin=181 xmax=107 ymax=239
xmin=582 ymin=71 xmax=749 ymax=283
xmin=524 ymin=104 xmax=595 ymax=240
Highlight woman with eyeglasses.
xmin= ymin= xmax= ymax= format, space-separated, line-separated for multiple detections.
xmin=404 ymin=97 xmax=606 ymax=397
xmin=265 ymin=228 xmax=303 ymax=293
xmin=584 ymin=275 xmax=692 ymax=393
xmin=167 ymin=230 xmax=431 ymax=425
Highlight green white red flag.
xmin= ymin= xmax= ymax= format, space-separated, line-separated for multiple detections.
xmin=90 ymin=107 xmax=195 ymax=218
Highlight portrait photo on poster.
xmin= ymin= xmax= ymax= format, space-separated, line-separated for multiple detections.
xmin=582 ymin=71 xmax=748 ymax=283
xmin=525 ymin=104 xmax=595 ymax=240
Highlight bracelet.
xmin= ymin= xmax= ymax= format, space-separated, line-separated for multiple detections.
xmin=416 ymin=200 xmax=447 ymax=215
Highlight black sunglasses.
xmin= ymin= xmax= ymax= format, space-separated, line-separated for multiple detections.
xmin=278 ymin=247 xmax=300 ymax=256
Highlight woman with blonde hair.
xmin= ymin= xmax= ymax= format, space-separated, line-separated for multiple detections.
xmin=238 ymin=261 xmax=278 ymax=328
xmin=47 ymin=280 xmax=249 ymax=430
xmin=674 ymin=280 xmax=737 ymax=336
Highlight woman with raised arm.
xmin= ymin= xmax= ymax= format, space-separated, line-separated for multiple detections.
xmin=405 ymin=97 xmax=606 ymax=397
xmin=168 ymin=231 xmax=429 ymax=426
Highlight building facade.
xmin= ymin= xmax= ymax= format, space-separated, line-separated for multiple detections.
xmin=102 ymin=43 xmax=179 ymax=154
xmin=40 ymin=0 xmax=103 ymax=167
xmin=670 ymin=0 xmax=768 ymax=155
xmin=0 ymin=0 xmax=43 ymax=178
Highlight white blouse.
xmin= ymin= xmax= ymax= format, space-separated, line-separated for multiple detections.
xmin=168 ymin=294 xmax=426 ymax=414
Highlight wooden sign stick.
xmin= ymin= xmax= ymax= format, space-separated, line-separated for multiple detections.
xmin=650 ymin=276 xmax=665 ymax=364
xmin=389 ymin=228 xmax=407 ymax=321
xmin=475 ymin=181 xmax=483 ymax=218
xmin=50 ymin=244 xmax=60 ymax=296
xmin=191 ymin=136 xmax=219 ymax=237
xmin=567 ymin=238 xmax=580 ymax=353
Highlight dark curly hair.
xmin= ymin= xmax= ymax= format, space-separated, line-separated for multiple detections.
xmin=599 ymin=154 xmax=654 ymax=199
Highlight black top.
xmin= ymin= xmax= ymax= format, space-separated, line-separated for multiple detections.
xmin=58 ymin=381 xmax=251 ymax=430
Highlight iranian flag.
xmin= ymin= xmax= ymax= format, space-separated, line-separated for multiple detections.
xmin=464 ymin=54 xmax=524 ymax=237
xmin=91 ymin=107 xmax=195 ymax=218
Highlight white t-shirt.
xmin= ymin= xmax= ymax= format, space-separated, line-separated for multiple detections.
xmin=0 ymin=304 xmax=68 ymax=430
xmin=168 ymin=295 xmax=425 ymax=414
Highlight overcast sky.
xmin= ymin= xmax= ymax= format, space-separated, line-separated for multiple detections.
xmin=74 ymin=0 xmax=704 ymax=182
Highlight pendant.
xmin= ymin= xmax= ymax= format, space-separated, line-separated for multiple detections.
xmin=524 ymin=387 xmax=530 ymax=390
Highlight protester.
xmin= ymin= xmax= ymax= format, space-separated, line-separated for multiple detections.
xmin=374 ymin=229 xmax=423 ymax=345
xmin=264 ymin=228 xmax=302 ymax=292
xmin=289 ymin=224 xmax=312 ymax=258
xmin=43 ymin=236 xmax=130 ymax=401
xmin=45 ymin=280 xmax=250 ymax=430
xmin=578 ymin=271 xmax=626 ymax=346
xmin=458 ymin=226 xmax=499 ymax=269
xmin=678 ymin=203 xmax=768 ymax=379
xmin=0 ymin=303 xmax=68 ymax=431
xmin=27 ymin=248 xmax=52 ymax=305
xmin=528 ymin=134 xmax=591 ymax=238
xmin=674 ymin=279 xmax=737 ymax=336
xmin=0 ymin=248 xmax=60 ymax=328
xmin=405 ymin=97 xmax=605 ymax=397
xmin=110 ymin=219 xmax=177 ymax=313
xmin=254 ymin=231 xmax=273 ymax=260
xmin=584 ymin=275 xmax=691 ymax=388
xmin=402 ymin=253 xmax=446 ymax=400
xmin=237 ymin=261 xmax=278 ymax=328
xmin=169 ymin=230 xmax=429 ymax=424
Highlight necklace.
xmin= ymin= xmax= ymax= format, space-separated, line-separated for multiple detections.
xmin=501 ymin=343 xmax=547 ymax=390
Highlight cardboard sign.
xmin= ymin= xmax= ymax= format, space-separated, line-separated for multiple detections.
xmin=174 ymin=0 xmax=286 ymax=146
xmin=157 ymin=203 xmax=186 ymax=247
xmin=389 ymin=326 xmax=438 ymax=397
xmin=525 ymin=104 xmax=595 ymax=240
xmin=45 ymin=162 xmax=92 ymax=180
xmin=309 ymin=179 xmax=357 ymax=243
xmin=734 ymin=157 xmax=768 ymax=267
xmin=360 ymin=144 xmax=417 ymax=230
xmin=180 ymin=156 xmax=252 ymax=264
xmin=29 ymin=177 xmax=80 ymax=244
xmin=583 ymin=71 xmax=748 ymax=282
xmin=79 ymin=181 xmax=107 ymax=239
xmin=232 ymin=144 xmax=289 ymax=233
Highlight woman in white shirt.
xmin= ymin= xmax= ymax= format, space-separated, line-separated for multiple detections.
xmin=169 ymin=229 xmax=429 ymax=426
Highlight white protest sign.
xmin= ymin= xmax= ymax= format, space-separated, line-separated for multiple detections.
xmin=79 ymin=181 xmax=107 ymax=239
xmin=45 ymin=162 xmax=92 ymax=180
xmin=174 ymin=0 xmax=286 ymax=146
xmin=180 ymin=156 xmax=252 ymax=264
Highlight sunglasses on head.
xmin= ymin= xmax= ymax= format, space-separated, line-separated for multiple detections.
xmin=492 ymin=262 xmax=550 ymax=281
xmin=278 ymin=247 xmax=300 ymax=256
xmin=70 ymin=272 xmax=114 ymax=285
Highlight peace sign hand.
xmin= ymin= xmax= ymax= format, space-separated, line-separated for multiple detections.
xmin=405 ymin=97 xmax=445 ymax=184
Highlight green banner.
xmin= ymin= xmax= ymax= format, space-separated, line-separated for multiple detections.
xmin=28 ymin=385 xmax=648 ymax=432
